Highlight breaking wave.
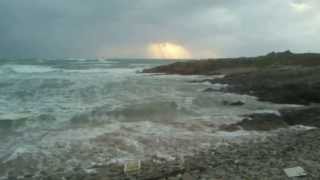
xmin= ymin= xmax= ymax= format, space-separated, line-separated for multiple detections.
xmin=0 ymin=65 xmax=58 ymax=74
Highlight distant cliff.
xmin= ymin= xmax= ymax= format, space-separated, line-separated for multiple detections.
xmin=143 ymin=51 xmax=320 ymax=75
xmin=143 ymin=51 xmax=320 ymax=105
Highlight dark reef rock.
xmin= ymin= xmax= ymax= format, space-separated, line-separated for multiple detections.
xmin=281 ymin=106 xmax=320 ymax=128
xmin=222 ymin=100 xmax=245 ymax=106
xmin=143 ymin=51 xmax=320 ymax=105
xmin=214 ymin=68 xmax=320 ymax=105
xmin=237 ymin=113 xmax=288 ymax=131
xmin=225 ymin=106 xmax=320 ymax=132
xmin=219 ymin=124 xmax=242 ymax=132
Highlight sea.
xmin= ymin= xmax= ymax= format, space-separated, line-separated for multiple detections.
xmin=0 ymin=58 xmax=293 ymax=176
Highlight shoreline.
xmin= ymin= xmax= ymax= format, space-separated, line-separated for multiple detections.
xmin=137 ymin=51 xmax=320 ymax=179
xmin=3 ymin=51 xmax=320 ymax=179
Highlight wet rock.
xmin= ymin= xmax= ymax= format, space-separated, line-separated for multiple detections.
xmin=219 ymin=124 xmax=241 ymax=132
xmin=229 ymin=101 xmax=245 ymax=106
xmin=222 ymin=100 xmax=245 ymax=106
xmin=281 ymin=106 xmax=320 ymax=128
xmin=232 ymin=105 xmax=320 ymax=130
xmin=236 ymin=113 xmax=288 ymax=131
xmin=213 ymin=66 xmax=320 ymax=105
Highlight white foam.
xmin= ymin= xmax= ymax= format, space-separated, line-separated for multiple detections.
xmin=0 ymin=113 xmax=31 ymax=120
xmin=4 ymin=146 xmax=32 ymax=163
xmin=65 ymin=58 xmax=91 ymax=61
xmin=210 ymin=74 xmax=226 ymax=79
xmin=201 ymin=81 xmax=212 ymax=86
xmin=2 ymin=65 xmax=57 ymax=73
xmin=210 ymin=83 xmax=228 ymax=90
xmin=40 ymin=124 xmax=122 ymax=146
xmin=63 ymin=67 xmax=137 ymax=75
xmin=63 ymin=68 xmax=111 ymax=73
xmin=253 ymin=109 xmax=281 ymax=116
xmin=214 ymin=130 xmax=252 ymax=137
xmin=288 ymin=125 xmax=317 ymax=131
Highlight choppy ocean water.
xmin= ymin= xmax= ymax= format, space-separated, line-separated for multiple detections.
xmin=0 ymin=59 xmax=293 ymax=176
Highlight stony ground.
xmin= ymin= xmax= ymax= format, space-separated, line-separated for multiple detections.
xmin=10 ymin=128 xmax=319 ymax=180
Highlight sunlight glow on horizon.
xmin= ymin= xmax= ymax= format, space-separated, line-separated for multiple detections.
xmin=290 ymin=2 xmax=311 ymax=13
xmin=148 ymin=42 xmax=192 ymax=59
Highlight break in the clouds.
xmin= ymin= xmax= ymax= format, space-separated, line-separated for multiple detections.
xmin=0 ymin=0 xmax=319 ymax=59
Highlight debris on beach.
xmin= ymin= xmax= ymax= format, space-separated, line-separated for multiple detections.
xmin=284 ymin=166 xmax=307 ymax=178
xmin=124 ymin=160 xmax=141 ymax=174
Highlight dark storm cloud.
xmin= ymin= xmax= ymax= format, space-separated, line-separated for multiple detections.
xmin=0 ymin=0 xmax=319 ymax=58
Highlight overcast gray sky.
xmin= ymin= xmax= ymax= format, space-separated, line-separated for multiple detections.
xmin=0 ymin=0 xmax=319 ymax=59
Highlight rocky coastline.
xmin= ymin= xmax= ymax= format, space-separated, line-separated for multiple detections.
xmin=4 ymin=51 xmax=320 ymax=179
xmin=139 ymin=51 xmax=320 ymax=179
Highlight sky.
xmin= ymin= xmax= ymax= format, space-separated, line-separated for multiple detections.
xmin=0 ymin=0 xmax=319 ymax=59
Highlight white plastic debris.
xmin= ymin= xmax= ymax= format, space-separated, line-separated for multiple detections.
xmin=155 ymin=152 xmax=176 ymax=161
xmin=124 ymin=160 xmax=141 ymax=174
xmin=84 ymin=168 xmax=97 ymax=175
xmin=284 ymin=166 xmax=307 ymax=177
